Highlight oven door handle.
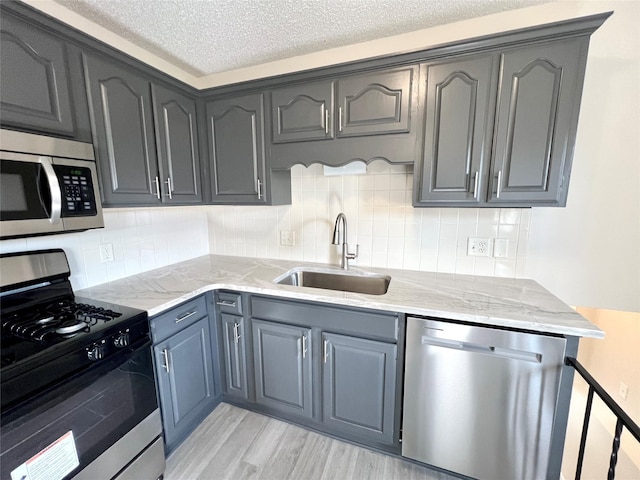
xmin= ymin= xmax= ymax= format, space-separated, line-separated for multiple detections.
xmin=39 ymin=156 xmax=62 ymax=225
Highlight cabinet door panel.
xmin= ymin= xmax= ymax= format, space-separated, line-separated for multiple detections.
xmin=83 ymin=54 xmax=159 ymax=206
xmin=271 ymin=82 xmax=334 ymax=143
xmin=154 ymin=317 xmax=215 ymax=449
xmin=206 ymin=94 xmax=266 ymax=203
xmin=252 ymin=320 xmax=312 ymax=419
xmin=322 ymin=333 xmax=396 ymax=445
xmin=337 ymin=68 xmax=413 ymax=137
xmin=418 ymin=56 xmax=497 ymax=204
xmin=0 ymin=14 xmax=74 ymax=136
xmin=152 ymin=84 xmax=202 ymax=203
xmin=490 ymin=38 xmax=586 ymax=204
xmin=220 ymin=314 xmax=248 ymax=399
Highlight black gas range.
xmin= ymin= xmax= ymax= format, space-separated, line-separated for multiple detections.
xmin=0 ymin=249 xmax=164 ymax=480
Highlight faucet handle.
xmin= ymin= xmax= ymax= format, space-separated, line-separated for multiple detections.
xmin=347 ymin=244 xmax=359 ymax=260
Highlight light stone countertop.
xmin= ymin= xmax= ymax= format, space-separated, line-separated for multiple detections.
xmin=76 ymin=254 xmax=603 ymax=339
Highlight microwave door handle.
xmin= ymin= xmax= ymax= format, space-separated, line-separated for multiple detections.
xmin=39 ymin=157 xmax=62 ymax=224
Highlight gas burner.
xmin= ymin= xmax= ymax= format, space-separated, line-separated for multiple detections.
xmin=55 ymin=319 xmax=87 ymax=335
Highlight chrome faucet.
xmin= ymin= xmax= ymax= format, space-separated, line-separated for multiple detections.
xmin=332 ymin=213 xmax=358 ymax=270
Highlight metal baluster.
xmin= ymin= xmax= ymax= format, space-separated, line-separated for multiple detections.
xmin=575 ymin=386 xmax=595 ymax=480
xmin=607 ymin=418 xmax=624 ymax=480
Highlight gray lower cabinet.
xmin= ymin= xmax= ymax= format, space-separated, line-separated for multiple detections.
xmin=252 ymin=319 xmax=313 ymax=419
xmin=220 ymin=314 xmax=249 ymax=400
xmin=415 ymin=36 xmax=590 ymax=207
xmin=0 ymin=10 xmax=76 ymax=137
xmin=205 ymin=93 xmax=267 ymax=204
xmin=153 ymin=317 xmax=217 ymax=452
xmin=322 ymin=333 xmax=397 ymax=445
xmin=84 ymin=54 xmax=202 ymax=206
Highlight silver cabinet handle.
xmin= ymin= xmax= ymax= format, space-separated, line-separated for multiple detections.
xmin=473 ymin=171 xmax=479 ymax=199
xmin=39 ymin=156 xmax=61 ymax=224
xmin=323 ymin=339 xmax=328 ymax=363
xmin=162 ymin=348 xmax=170 ymax=372
xmin=324 ymin=108 xmax=330 ymax=135
xmin=165 ymin=177 xmax=173 ymax=199
xmin=153 ymin=176 xmax=161 ymax=199
xmin=216 ymin=300 xmax=236 ymax=307
xmin=338 ymin=106 xmax=343 ymax=132
xmin=175 ymin=310 xmax=196 ymax=324
xmin=233 ymin=322 xmax=241 ymax=344
xmin=496 ymin=170 xmax=503 ymax=199
xmin=257 ymin=178 xmax=263 ymax=200
xmin=302 ymin=335 xmax=307 ymax=359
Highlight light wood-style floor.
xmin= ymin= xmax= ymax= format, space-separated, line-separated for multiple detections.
xmin=165 ymin=403 xmax=457 ymax=480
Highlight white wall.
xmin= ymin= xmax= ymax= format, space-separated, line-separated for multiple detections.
xmin=528 ymin=0 xmax=640 ymax=313
xmin=0 ymin=206 xmax=209 ymax=291
xmin=208 ymin=161 xmax=531 ymax=277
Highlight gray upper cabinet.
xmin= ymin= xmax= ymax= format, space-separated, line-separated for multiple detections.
xmin=252 ymin=319 xmax=313 ymax=419
xmin=337 ymin=68 xmax=413 ymax=137
xmin=322 ymin=333 xmax=397 ymax=446
xmin=415 ymin=36 xmax=590 ymax=207
xmin=271 ymin=81 xmax=334 ymax=143
xmin=416 ymin=56 xmax=497 ymax=204
xmin=84 ymin=53 xmax=203 ymax=207
xmin=0 ymin=12 xmax=75 ymax=137
xmin=154 ymin=316 xmax=217 ymax=452
xmin=205 ymin=93 xmax=267 ymax=204
xmin=488 ymin=38 xmax=587 ymax=205
xmin=84 ymin=54 xmax=160 ymax=206
xmin=220 ymin=314 xmax=249 ymax=400
xmin=151 ymin=84 xmax=202 ymax=204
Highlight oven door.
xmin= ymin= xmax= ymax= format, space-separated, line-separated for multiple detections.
xmin=0 ymin=152 xmax=64 ymax=237
xmin=0 ymin=338 xmax=162 ymax=480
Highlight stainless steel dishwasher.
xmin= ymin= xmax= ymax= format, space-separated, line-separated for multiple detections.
xmin=402 ymin=316 xmax=566 ymax=480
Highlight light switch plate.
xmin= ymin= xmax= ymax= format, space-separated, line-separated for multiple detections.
xmin=494 ymin=239 xmax=509 ymax=258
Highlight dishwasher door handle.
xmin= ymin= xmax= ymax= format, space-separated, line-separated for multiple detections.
xmin=421 ymin=336 xmax=542 ymax=363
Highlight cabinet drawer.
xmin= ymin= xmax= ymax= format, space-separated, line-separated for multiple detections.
xmin=151 ymin=296 xmax=208 ymax=343
xmin=250 ymin=296 xmax=398 ymax=342
xmin=215 ymin=292 xmax=242 ymax=315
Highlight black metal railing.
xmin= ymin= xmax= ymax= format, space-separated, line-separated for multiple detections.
xmin=565 ymin=356 xmax=640 ymax=480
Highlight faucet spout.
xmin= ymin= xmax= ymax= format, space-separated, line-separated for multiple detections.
xmin=331 ymin=213 xmax=358 ymax=269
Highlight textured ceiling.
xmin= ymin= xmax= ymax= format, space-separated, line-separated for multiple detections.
xmin=53 ymin=0 xmax=548 ymax=77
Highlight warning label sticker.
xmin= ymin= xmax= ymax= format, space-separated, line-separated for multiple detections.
xmin=10 ymin=431 xmax=80 ymax=480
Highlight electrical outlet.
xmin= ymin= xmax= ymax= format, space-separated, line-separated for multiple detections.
xmin=280 ymin=230 xmax=296 ymax=246
xmin=99 ymin=243 xmax=114 ymax=263
xmin=494 ymin=239 xmax=509 ymax=258
xmin=619 ymin=382 xmax=628 ymax=401
xmin=467 ymin=238 xmax=490 ymax=257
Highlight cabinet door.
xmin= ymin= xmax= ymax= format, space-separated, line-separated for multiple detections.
xmin=322 ymin=333 xmax=397 ymax=445
xmin=220 ymin=314 xmax=248 ymax=399
xmin=336 ymin=68 xmax=413 ymax=137
xmin=417 ymin=56 xmax=497 ymax=205
xmin=151 ymin=84 xmax=202 ymax=204
xmin=154 ymin=317 xmax=216 ymax=450
xmin=252 ymin=319 xmax=312 ymax=419
xmin=206 ymin=93 xmax=266 ymax=204
xmin=271 ymin=81 xmax=334 ymax=143
xmin=83 ymin=54 xmax=160 ymax=206
xmin=0 ymin=13 xmax=74 ymax=136
xmin=489 ymin=38 xmax=587 ymax=205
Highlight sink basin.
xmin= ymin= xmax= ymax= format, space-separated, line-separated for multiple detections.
xmin=274 ymin=267 xmax=391 ymax=295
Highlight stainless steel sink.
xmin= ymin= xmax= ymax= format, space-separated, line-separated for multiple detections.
xmin=274 ymin=267 xmax=391 ymax=295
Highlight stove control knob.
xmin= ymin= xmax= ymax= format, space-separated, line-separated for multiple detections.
xmin=87 ymin=340 xmax=106 ymax=361
xmin=114 ymin=330 xmax=130 ymax=348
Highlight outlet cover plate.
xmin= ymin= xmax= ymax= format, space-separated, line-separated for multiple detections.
xmin=468 ymin=238 xmax=490 ymax=257
xmin=280 ymin=230 xmax=295 ymax=246
xmin=99 ymin=243 xmax=114 ymax=263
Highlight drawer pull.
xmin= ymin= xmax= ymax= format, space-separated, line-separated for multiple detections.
xmin=162 ymin=348 xmax=170 ymax=373
xmin=302 ymin=335 xmax=307 ymax=359
xmin=216 ymin=300 xmax=237 ymax=308
xmin=175 ymin=310 xmax=197 ymax=323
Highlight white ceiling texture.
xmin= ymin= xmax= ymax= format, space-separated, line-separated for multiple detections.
xmin=52 ymin=0 xmax=547 ymax=77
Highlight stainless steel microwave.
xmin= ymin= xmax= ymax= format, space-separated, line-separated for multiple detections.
xmin=0 ymin=129 xmax=104 ymax=239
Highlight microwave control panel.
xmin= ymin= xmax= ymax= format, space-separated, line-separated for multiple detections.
xmin=54 ymin=165 xmax=98 ymax=216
